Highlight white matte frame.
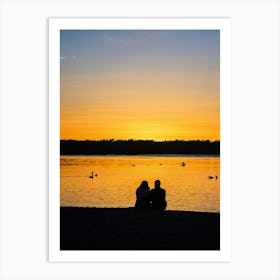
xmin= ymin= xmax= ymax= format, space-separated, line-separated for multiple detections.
xmin=49 ymin=18 xmax=231 ymax=262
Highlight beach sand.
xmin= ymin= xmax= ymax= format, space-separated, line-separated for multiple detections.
xmin=60 ymin=207 xmax=220 ymax=250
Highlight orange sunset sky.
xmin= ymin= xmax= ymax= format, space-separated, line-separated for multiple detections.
xmin=60 ymin=30 xmax=220 ymax=141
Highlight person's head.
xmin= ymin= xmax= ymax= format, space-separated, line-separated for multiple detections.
xmin=140 ymin=180 xmax=149 ymax=189
xmin=155 ymin=180 xmax=161 ymax=189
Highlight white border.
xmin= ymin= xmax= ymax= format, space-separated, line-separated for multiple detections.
xmin=49 ymin=18 xmax=231 ymax=262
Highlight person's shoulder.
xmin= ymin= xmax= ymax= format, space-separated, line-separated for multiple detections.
xmin=151 ymin=188 xmax=157 ymax=195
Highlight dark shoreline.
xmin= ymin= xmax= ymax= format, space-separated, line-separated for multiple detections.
xmin=60 ymin=154 xmax=220 ymax=157
xmin=60 ymin=207 xmax=220 ymax=250
xmin=60 ymin=140 xmax=220 ymax=156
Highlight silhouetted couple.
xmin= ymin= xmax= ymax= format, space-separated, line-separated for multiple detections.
xmin=135 ymin=180 xmax=167 ymax=210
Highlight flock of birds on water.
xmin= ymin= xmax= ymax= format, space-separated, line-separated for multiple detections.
xmin=88 ymin=161 xmax=218 ymax=180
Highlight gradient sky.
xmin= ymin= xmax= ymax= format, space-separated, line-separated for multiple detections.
xmin=60 ymin=30 xmax=220 ymax=141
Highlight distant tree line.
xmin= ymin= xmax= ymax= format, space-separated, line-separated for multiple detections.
xmin=60 ymin=139 xmax=220 ymax=155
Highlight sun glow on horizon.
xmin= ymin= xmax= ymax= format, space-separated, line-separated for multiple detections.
xmin=60 ymin=30 xmax=220 ymax=141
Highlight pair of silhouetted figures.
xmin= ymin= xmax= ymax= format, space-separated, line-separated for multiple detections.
xmin=135 ymin=179 xmax=167 ymax=210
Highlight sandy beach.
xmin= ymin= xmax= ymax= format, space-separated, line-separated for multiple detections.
xmin=60 ymin=207 xmax=220 ymax=250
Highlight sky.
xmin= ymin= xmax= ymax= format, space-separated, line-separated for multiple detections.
xmin=60 ymin=30 xmax=220 ymax=141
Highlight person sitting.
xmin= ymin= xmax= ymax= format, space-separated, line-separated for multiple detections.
xmin=150 ymin=180 xmax=167 ymax=210
xmin=135 ymin=180 xmax=151 ymax=209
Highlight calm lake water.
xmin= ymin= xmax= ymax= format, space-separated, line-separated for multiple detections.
xmin=60 ymin=155 xmax=220 ymax=212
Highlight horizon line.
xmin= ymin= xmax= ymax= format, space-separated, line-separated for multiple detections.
xmin=60 ymin=139 xmax=220 ymax=142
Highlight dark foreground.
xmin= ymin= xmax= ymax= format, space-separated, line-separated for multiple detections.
xmin=60 ymin=207 xmax=220 ymax=250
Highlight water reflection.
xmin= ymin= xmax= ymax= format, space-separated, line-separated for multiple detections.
xmin=60 ymin=155 xmax=220 ymax=212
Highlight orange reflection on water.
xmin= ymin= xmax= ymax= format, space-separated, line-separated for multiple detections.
xmin=60 ymin=155 xmax=220 ymax=212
